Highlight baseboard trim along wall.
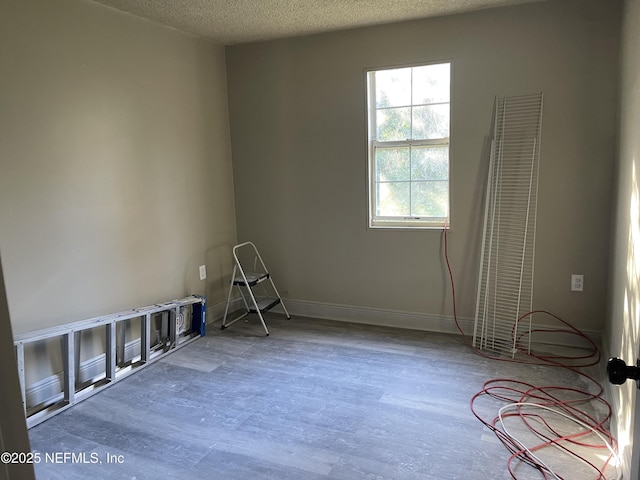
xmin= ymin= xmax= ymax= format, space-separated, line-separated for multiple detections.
xmin=26 ymin=338 xmax=145 ymax=409
xmin=207 ymin=298 xmax=242 ymax=325
xmin=30 ymin=298 xmax=603 ymax=408
xmin=276 ymin=298 xmax=476 ymax=335
xmin=208 ymin=297 xmax=602 ymax=351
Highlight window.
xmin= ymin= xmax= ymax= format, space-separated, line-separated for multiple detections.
xmin=367 ymin=62 xmax=451 ymax=229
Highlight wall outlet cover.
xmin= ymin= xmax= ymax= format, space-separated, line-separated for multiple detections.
xmin=571 ymin=274 xmax=583 ymax=292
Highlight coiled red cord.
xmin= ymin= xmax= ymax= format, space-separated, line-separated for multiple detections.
xmin=442 ymin=226 xmax=618 ymax=479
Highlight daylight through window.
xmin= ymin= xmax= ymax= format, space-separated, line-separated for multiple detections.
xmin=367 ymin=62 xmax=451 ymax=229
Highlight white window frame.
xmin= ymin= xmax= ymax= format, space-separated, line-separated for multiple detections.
xmin=366 ymin=62 xmax=452 ymax=230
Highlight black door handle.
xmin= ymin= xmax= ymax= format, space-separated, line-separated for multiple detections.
xmin=607 ymin=357 xmax=640 ymax=388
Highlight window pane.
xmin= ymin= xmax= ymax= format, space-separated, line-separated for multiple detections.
xmin=376 ymin=107 xmax=411 ymax=141
xmin=375 ymin=68 xmax=411 ymax=108
xmin=367 ymin=63 xmax=451 ymax=227
xmin=413 ymin=64 xmax=450 ymax=104
xmin=376 ymin=147 xmax=410 ymax=181
xmin=411 ymin=146 xmax=448 ymax=181
xmin=377 ymin=182 xmax=410 ymax=216
xmin=411 ymin=181 xmax=448 ymax=217
xmin=412 ymin=104 xmax=449 ymax=140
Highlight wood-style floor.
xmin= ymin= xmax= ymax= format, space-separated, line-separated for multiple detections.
xmin=28 ymin=314 xmax=614 ymax=479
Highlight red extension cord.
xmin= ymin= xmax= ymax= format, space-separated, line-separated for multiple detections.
xmin=442 ymin=226 xmax=619 ymax=480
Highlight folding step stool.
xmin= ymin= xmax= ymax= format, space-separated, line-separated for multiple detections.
xmin=221 ymin=242 xmax=290 ymax=336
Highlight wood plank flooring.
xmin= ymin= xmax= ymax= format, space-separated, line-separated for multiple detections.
xmin=28 ymin=314 xmax=614 ymax=479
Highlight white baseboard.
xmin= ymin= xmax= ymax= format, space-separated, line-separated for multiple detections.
xmin=272 ymin=298 xmax=602 ymax=349
xmin=26 ymin=338 xmax=144 ymax=409
xmin=274 ymin=298 xmax=476 ymax=335
xmin=29 ymin=299 xmax=602 ymax=407
xmin=208 ymin=296 xmax=602 ymax=350
xmin=206 ymin=298 xmax=242 ymax=326
xmin=207 ymin=296 xmax=476 ymax=335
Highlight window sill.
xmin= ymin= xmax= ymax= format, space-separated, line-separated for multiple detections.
xmin=368 ymin=221 xmax=450 ymax=231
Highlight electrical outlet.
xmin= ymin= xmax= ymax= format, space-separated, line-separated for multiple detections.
xmin=571 ymin=274 xmax=583 ymax=292
xmin=199 ymin=265 xmax=207 ymax=281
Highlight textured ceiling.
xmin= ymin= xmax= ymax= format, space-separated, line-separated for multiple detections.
xmin=89 ymin=0 xmax=547 ymax=45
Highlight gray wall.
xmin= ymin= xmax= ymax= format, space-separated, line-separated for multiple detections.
xmin=0 ymin=0 xmax=237 ymax=336
xmin=607 ymin=0 xmax=640 ymax=477
xmin=227 ymin=0 xmax=620 ymax=335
